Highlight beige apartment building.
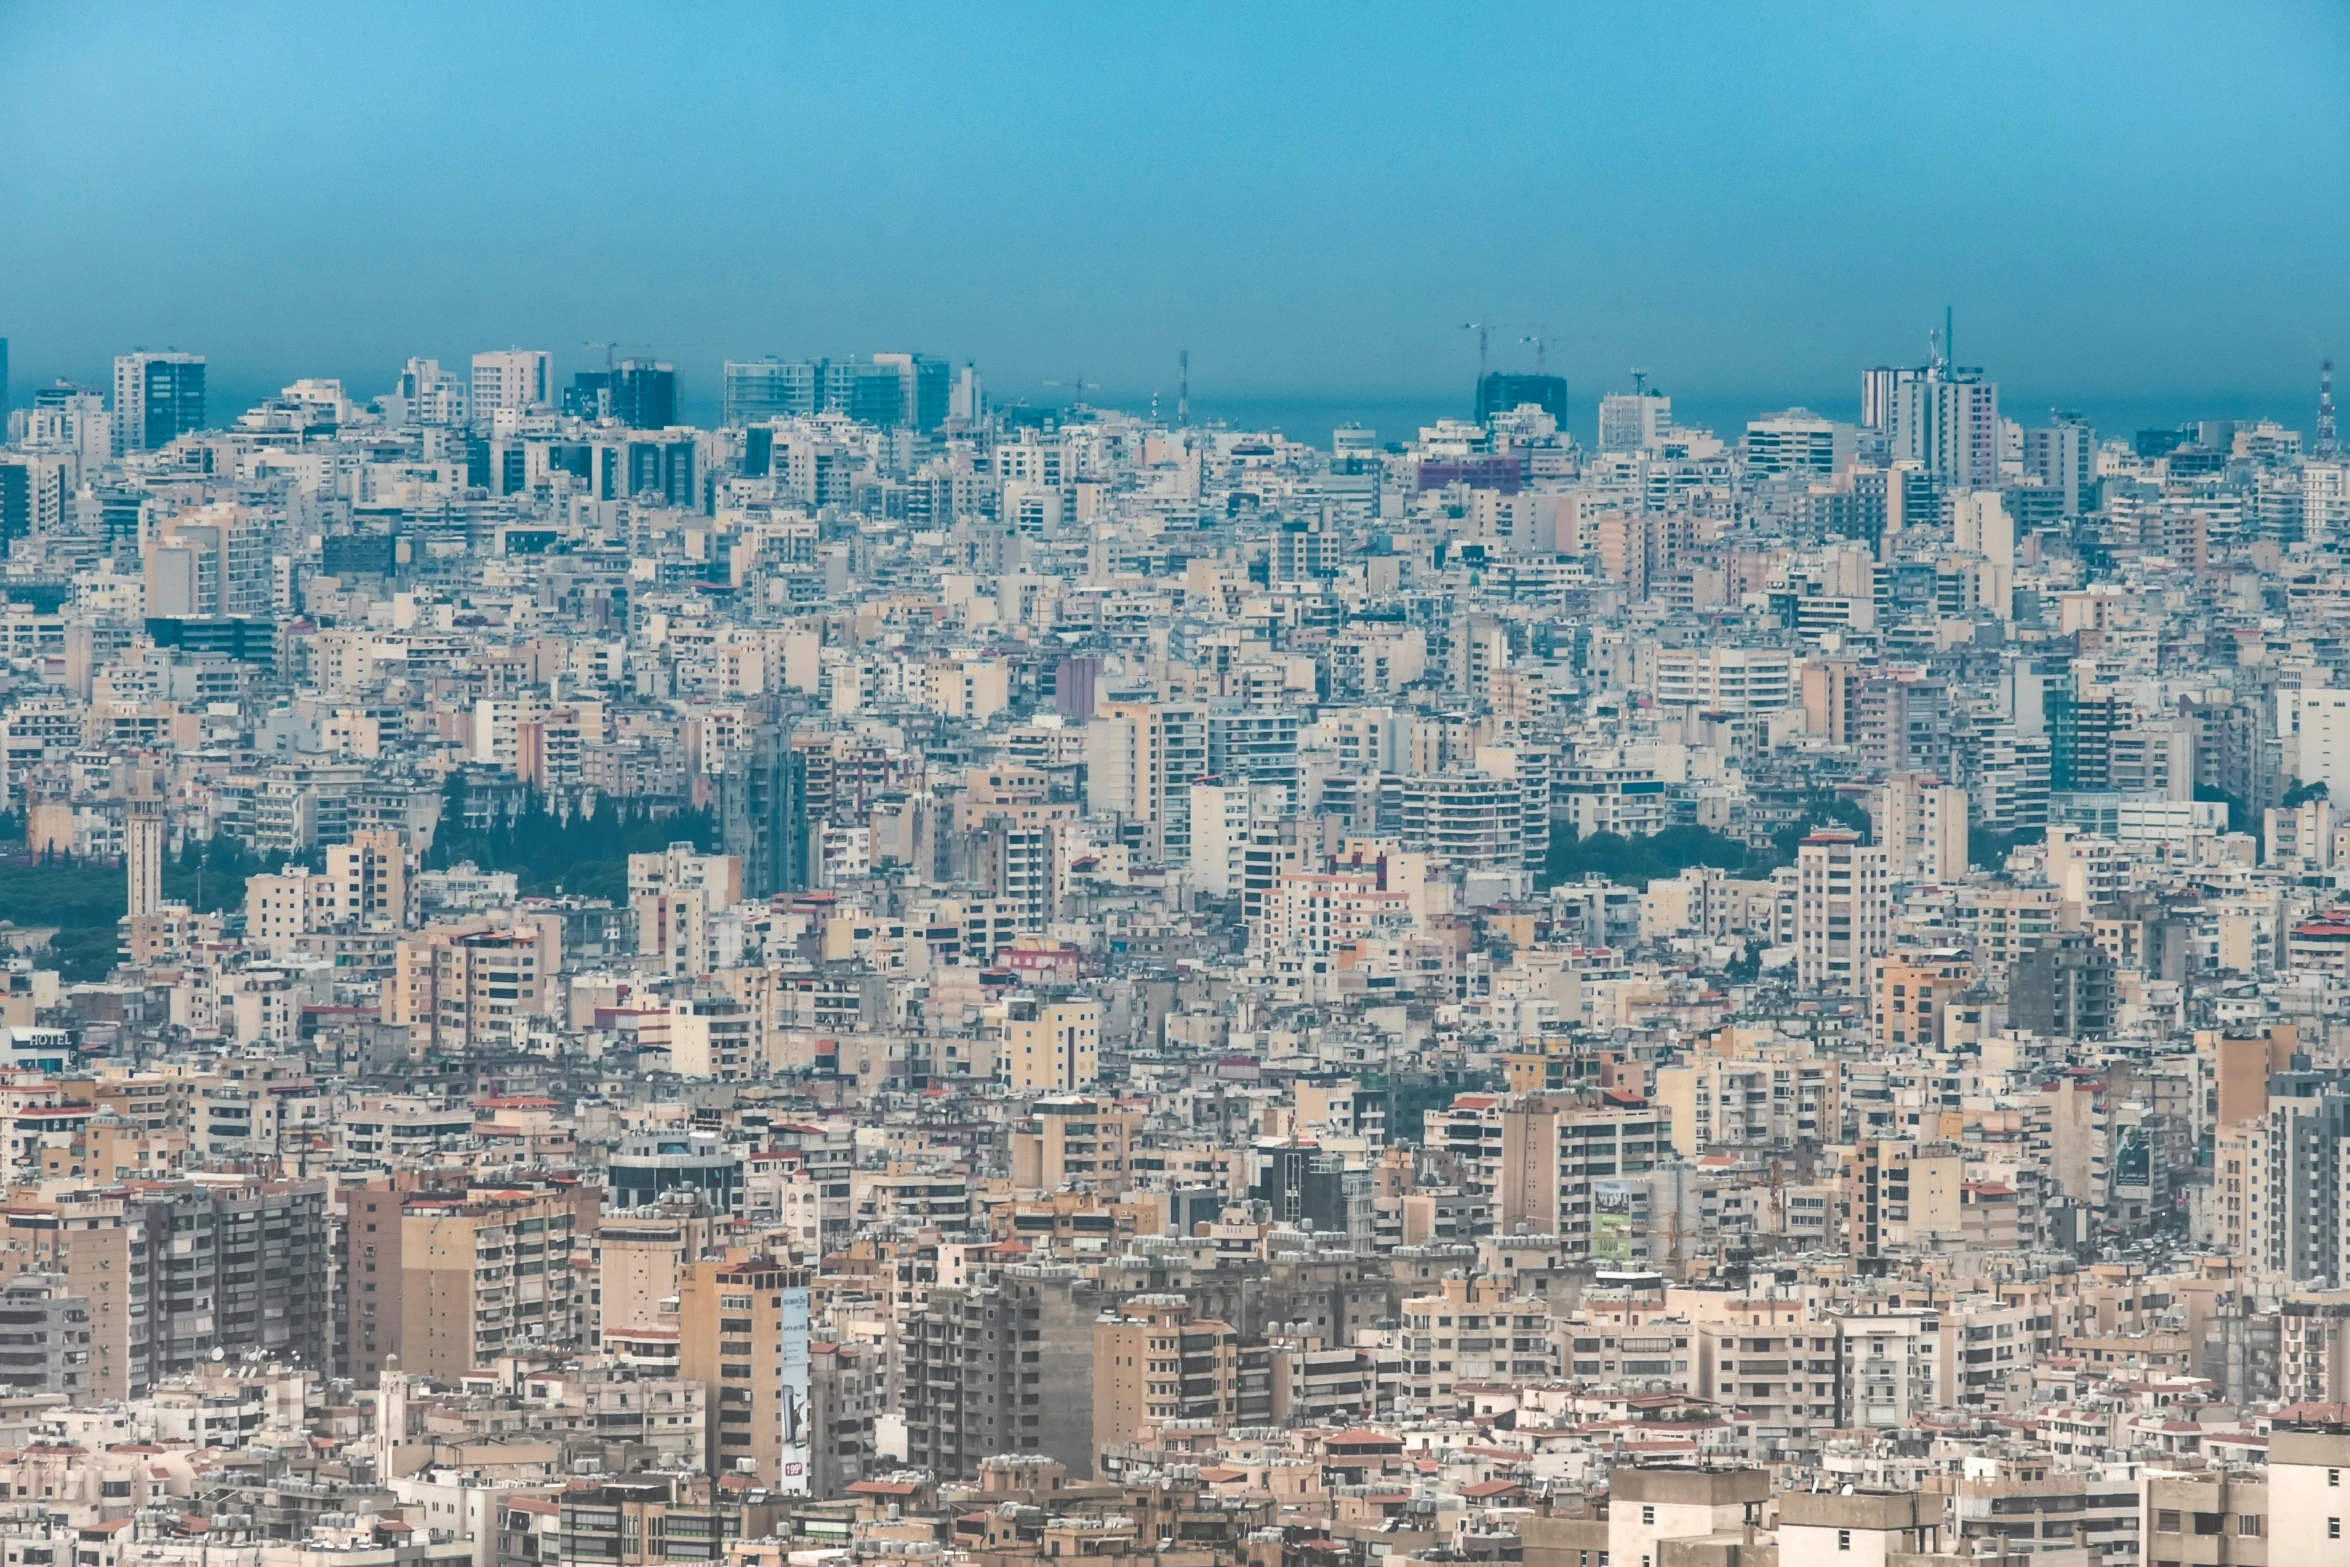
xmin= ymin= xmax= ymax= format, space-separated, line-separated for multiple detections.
xmin=399 ymin=1189 xmax=580 ymax=1379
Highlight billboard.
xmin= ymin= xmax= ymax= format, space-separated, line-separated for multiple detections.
xmin=1592 ymin=1179 xmax=1637 ymax=1263
xmin=778 ymin=1284 xmax=810 ymax=1493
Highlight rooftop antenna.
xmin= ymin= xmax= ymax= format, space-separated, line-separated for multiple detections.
xmin=1944 ymin=304 xmax=1955 ymax=371
xmin=1630 ymin=367 xmax=1649 ymax=397
xmin=1178 ymin=350 xmax=1189 ymax=428
xmin=2320 ymin=359 xmax=2338 ymax=455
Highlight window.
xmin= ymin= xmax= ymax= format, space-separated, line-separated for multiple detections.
xmin=2329 ymin=1519 xmax=2340 ymax=1541
xmin=1642 ymin=1507 xmax=1655 ymax=1527
xmin=2237 ymin=1517 xmax=2262 ymax=1537
xmin=1838 ymin=1532 xmax=1852 ymax=1553
xmin=2333 ymin=1471 xmax=2342 ymax=1488
xmin=2156 ymin=1513 xmax=2180 ymax=1534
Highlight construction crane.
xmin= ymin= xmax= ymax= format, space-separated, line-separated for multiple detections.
xmin=580 ymin=339 xmax=725 ymax=371
xmin=1517 ymin=326 xmax=1555 ymax=375
xmin=580 ymin=341 xmax=641 ymax=373
xmin=1462 ymin=319 xmax=1496 ymax=381
xmin=1043 ymin=375 xmax=1100 ymax=403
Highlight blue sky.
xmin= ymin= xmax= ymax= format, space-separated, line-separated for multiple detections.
xmin=3 ymin=2 xmax=2347 ymax=437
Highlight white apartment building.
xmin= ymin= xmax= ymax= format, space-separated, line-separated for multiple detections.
xmin=1876 ymin=773 xmax=1968 ymax=883
xmin=470 ymin=348 xmax=553 ymax=419
xmin=1654 ymin=646 xmax=1795 ymax=713
xmin=1797 ymin=828 xmax=1890 ymax=995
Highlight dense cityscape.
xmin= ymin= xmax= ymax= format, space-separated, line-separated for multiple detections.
xmin=0 ymin=316 xmax=2334 ymax=1567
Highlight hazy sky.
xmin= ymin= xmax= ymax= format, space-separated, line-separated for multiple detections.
xmin=4 ymin=2 xmax=2348 ymax=428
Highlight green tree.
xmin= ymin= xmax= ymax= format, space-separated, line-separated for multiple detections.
xmin=1542 ymin=823 xmax=1781 ymax=891
xmin=426 ymin=794 xmax=720 ymax=899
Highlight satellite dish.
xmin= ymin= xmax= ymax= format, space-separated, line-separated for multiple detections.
xmin=212 ymin=1347 xmax=226 ymax=1361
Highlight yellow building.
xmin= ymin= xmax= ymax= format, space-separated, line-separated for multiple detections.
xmin=1010 ymin=1097 xmax=1140 ymax=1192
xmin=677 ymin=1255 xmax=811 ymax=1490
xmin=1092 ymin=1294 xmax=1250 ymax=1459
xmin=387 ymin=920 xmax=557 ymax=1054
xmin=1868 ymin=948 xmax=1978 ymax=1050
xmin=1006 ymin=999 xmax=1099 ymax=1092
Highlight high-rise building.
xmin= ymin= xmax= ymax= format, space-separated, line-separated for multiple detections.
xmin=0 ymin=450 xmax=68 ymax=540
xmin=143 ymin=501 xmax=272 ymax=618
xmin=2282 ymin=687 xmax=2350 ymax=801
xmin=1654 ymin=646 xmax=1795 ymax=713
xmin=1086 ymin=699 xmax=1207 ymax=863
xmin=0 ymin=1275 xmax=90 ymax=1398
xmin=1861 ymin=365 xmax=1900 ymax=432
xmin=390 ymin=357 xmax=468 ymax=426
xmin=1091 ymin=1295 xmax=1262 ymax=1458
xmin=596 ymin=1204 xmax=723 ymax=1340
xmin=470 ymin=348 xmax=552 ymax=420
xmin=950 ymin=363 xmax=983 ymax=422
xmin=124 ymin=796 xmax=163 ymax=920
xmin=387 ymin=920 xmax=557 ymax=1052
xmin=396 ymin=1188 xmax=580 ymax=1379
xmin=610 ymin=359 xmax=677 ymax=428
xmin=870 ymin=352 xmax=952 ymax=432
xmin=1887 ymin=365 xmax=1999 ymax=487
xmin=1396 ymin=771 xmax=1526 ymax=871
xmin=1867 ymin=948 xmax=1977 ymax=1051
xmin=2009 ymin=932 xmax=2115 ymax=1040
xmin=2239 ymin=1077 xmax=2350 ymax=1287
xmin=718 ymin=730 xmax=810 ymax=899
xmin=1598 ymin=390 xmax=1671 ymax=451
xmin=0 ymin=1180 xmax=329 ymax=1397
xmin=0 ymin=1188 xmax=152 ymax=1400
xmin=824 ymin=359 xmax=907 ymax=426
xmin=1796 ymin=828 xmax=1890 ymax=995
xmin=145 ymin=1179 xmax=333 ymax=1378
xmin=563 ymin=369 xmax=613 ymax=421
xmin=1875 ymin=772 xmax=1967 ymax=883
xmin=722 ymin=358 xmax=817 ymax=426
xmin=1856 ymin=675 xmax=1952 ymax=775
xmin=1744 ymin=409 xmax=1855 ymax=476
xmin=721 ymin=355 xmax=949 ymax=430
xmin=678 ymin=1255 xmax=812 ymax=1491
xmin=25 ymin=382 xmax=111 ymax=467
xmin=2022 ymin=414 xmax=2097 ymax=515
xmin=1835 ymin=1138 xmax=1965 ymax=1258
xmin=1475 ymin=370 xmax=1567 ymax=425
xmin=111 ymin=350 xmax=206 ymax=452
xmin=629 ymin=844 xmax=743 ymax=977
xmin=1005 ymin=998 xmax=1099 ymax=1093
xmin=1206 ymin=702 xmax=1302 ymax=804
xmin=1494 ymin=1092 xmax=1671 ymax=1259
xmin=339 ymin=1177 xmax=408 ymax=1388
xmin=901 ymin=1267 xmax=1101 ymax=1478
xmin=1190 ymin=779 xmax=1288 ymax=900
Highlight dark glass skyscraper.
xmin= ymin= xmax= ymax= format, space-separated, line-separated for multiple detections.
xmin=113 ymin=351 xmax=206 ymax=451
xmin=1475 ymin=370 xmax=1567 ymax=426
xmin=611 ymin=359 xmax=677 ymax=428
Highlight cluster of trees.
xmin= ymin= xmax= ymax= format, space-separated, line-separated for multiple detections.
xmin=0 ymin=789 xmax=724 ymax=984
xmin=425 ymin=789 xmax=721 ymax=902
xmin=0 ymin=836 xmax=284 ymax=982
xmin=1539 ymin=789 xmax=1872 ymax=892
xmin=1542 ymin=823 xmax=1777 ymax=890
